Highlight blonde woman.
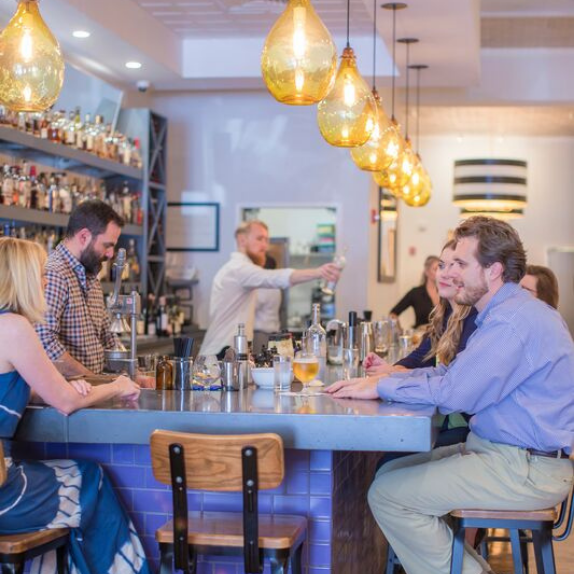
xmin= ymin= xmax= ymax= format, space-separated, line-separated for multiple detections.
xmin=366 ymin=240 xmax=478 ymax=449
xmin=0 ymin=238 xmax=150 ymax=574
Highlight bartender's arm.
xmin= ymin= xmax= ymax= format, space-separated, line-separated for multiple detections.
xmin=290 ymin=263 xmax=340 ymax=285
xmin=36 ymin=270 xmax=94 ymax=377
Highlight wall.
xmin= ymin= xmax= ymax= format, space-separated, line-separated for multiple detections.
xmin=151 ymin=89 xmax=574 ymax=329
xmin=152 ymin=91 xmax=372 ymax=329
xmin=368 ymin=135 xmax=574 ymax=326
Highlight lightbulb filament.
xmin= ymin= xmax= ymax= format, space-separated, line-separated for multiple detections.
xmin=295 ymin=69 xmax=305 ymax=92
xmin=341 ymin=126 xmax=349 ymax=139
xmin=23 ymin=85 xmax=32 ymax=102
xmin=343 ymin=80 xmax=356 ymax=107
xmin=20 ymin=29 xmax=33 ymax=61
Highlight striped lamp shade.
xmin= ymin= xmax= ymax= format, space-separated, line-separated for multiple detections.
xmin=452 ymin=159 xmax=527 ymax=212
xmin=459 ymin=208 xmax=524 ymax=221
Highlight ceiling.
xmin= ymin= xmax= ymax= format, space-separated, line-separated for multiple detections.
xmin=2 ymin=0 xmax=574 ymax=136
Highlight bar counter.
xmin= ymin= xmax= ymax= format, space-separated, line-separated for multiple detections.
xmin=15 ymin=377 xmax=438 ymax=574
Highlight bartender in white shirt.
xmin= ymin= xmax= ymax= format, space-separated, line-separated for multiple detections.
xmin=253 ymin=255 xmax=282 ymax=353
xmin=200 ymin=220 xmax=340 ymax=356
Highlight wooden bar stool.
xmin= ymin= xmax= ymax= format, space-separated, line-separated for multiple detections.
xmin=150 ymin=430 xmax=307 ymax=574
xmin=450 ymin=482 xmax=574 ymax=574
xmin=0 ymin=443 xmax=69 ymax=574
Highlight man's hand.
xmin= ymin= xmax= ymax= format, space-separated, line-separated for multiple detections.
xmin=135 ymin=374 xmax=156 ymax=389
xmin=363 ymin=352 xmax=384 ymax=370
xmin=318 ymin=263 xmax=341 ymax=282
xmin=69 ymin=378 xmax=92 ymax=397
xmin=326 ymin=376 xmax=380 ymax=399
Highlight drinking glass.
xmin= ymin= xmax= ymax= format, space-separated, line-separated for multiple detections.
xmin=373 ymin=320 xmax=391 ymax=356
xmin=192 ymin=355 xmax=222 ymax=390
xmin=273 ymin=355 xmax=293 ymax=392
xmin=137 ymin=354 xmax=156 ymax=378
xmin=342 ymin=347 xmax=359 ymax=380
xmin=293 ymin=350 xmax=320 ymax=394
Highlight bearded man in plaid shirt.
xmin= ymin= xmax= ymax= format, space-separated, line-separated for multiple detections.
xmin=36 ymin=200 xmax=125 ymax=377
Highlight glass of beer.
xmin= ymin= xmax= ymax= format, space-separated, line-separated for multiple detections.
xmin=293 ymin=350 xmax=320 ymax=394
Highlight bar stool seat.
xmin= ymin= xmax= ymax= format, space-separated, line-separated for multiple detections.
xmin=0 ymin=528 xmax=69 ymax=573
xmin=450 ymin=508 xmax=558 ymax=522
xmin=156 ymin=511 xmax=306 ymax=548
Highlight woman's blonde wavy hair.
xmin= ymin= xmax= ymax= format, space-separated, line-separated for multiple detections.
xmin=0 ymin=237 xmax=47 ymax=324
xmin=423 ymin=240 xmax=472 ymax=366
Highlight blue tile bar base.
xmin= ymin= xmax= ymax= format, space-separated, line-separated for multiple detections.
xmin=14 ymin=443 xmax=387 ymax=574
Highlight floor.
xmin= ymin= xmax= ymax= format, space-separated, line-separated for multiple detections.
xmin=486 ymin=530 xmax=574 ymax=574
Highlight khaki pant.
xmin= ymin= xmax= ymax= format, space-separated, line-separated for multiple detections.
xmin=368 ymin=432 xmax=573 ymax=574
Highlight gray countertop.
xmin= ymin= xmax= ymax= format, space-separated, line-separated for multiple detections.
xmin=17 ymin=385 xmax=437 ymax=451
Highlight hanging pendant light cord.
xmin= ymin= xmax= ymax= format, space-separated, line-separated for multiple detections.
xmin=346 ymin=0 xmax=351 ymax=48
xmin=404 ymin=41 xmax=410 ymax=138
xmin=391 ymin=7 xmax=396 ymax=119
xmin=416 ymin=67 xmax=421 ymax=154
xmin=372 ymin=0 xmax=377 ymax=90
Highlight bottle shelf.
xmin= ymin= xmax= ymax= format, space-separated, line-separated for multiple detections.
xmin=0 ymin=204 xmax=143 ymax=236
xmin=100 ymin=281 xmax=142 ymax=294
xmin=0 ymin=126 xmax=143 ymax=181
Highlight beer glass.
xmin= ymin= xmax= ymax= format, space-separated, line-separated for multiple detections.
xmin=293 ymin=350 xmax=320 ymax=394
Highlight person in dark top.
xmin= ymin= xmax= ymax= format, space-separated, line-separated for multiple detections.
xmin=366 ymin=240 xmax=478 ymax=450
xmin=389 ymin=255 xmax=440 ymax=328
xmin=520 ymin=264 xmax=559 ymax=309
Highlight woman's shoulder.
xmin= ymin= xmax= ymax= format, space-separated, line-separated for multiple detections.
xmin=0 ymin=311 xmax=33 ymax=337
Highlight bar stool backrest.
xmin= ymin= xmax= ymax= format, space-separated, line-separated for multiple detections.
xmin=150 ymin=431 xmax=284 ymax=490
xmin=150 ymin=430 xmax=285 ymax=574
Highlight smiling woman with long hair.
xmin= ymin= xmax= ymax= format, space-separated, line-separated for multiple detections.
xmin=0 ymin=237 xmax=150 ymax=574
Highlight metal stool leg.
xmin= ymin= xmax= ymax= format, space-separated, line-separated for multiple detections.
xmin=509 ymin=529 xmax=524 ymax=574
xmin=450 ymin=519 xmax=466 ymax=574
xmin=533 ymin=527 xmax=556 ymax=574
xmin=159 ymin=543 xmax=174 ymax=574
xmin=269 ymin=555 xmax=289 ymax=574
xmin=290 ymin=543 xmax=303 ymax=574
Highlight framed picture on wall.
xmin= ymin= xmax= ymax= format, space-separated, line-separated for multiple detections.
xmin=378 ymin=189 xmax=398 ymax=283
xmin=167 ymin=202 xmax=220 ymax=252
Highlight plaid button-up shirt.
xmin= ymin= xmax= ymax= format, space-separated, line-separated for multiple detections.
xmin=36 ymin=243 xmax=118 ymax=374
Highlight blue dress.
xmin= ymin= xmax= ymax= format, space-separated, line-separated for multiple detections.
xmin=0 ymin=312 xmax=150 ymax=574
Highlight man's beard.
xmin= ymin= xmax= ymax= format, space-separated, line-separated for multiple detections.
xmin=454 ymin=273 xmax=489 ymax=306
xmin=246 ymin=249 xmax=265 ymax=267
xmin=80 ymin=240 xmax=107 ymax=275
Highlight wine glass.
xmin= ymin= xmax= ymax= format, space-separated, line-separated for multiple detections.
xmin=192 ymin=355 xmax=222 ymax=391
xmin=293 ymin=349 xmax=320 ymax=395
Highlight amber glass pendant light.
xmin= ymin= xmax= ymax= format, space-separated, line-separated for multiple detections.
xmin=317 ymin=0 xmax=376 ymax=147
xmin=403 ymin=63 xmax=432 ymax=207
xmin=350 ymin=0 xmax=394 ymax=171
xmin=261 ymin=0 xmax=337 ymax=105
xmin=0 ymin=0 xmax=65 ymax=112
xmin=385 ymin=37 xmax=419 ymax=197
xmin=372 ymin=3 xmax=406 ymax=188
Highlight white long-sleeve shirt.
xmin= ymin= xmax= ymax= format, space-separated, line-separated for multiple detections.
xmin=200 ymin=252 xmax=293 ymax=355
xmin=254 ymin=288 xmax=282 ymax=334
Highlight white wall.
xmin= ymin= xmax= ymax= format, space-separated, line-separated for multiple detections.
xmin=152 ymin=91 xmax=372 ymax=328
xmin=151 ymin=90 xmax=574 ymax=329
xmin=368 ymin=134 xmax=574 ymax=326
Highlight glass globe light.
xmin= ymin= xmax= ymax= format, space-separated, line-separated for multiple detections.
xmin=0 ymin=0 xmax=65 ymax=112
xmin=404 ymin=177 xmax=431 ymax=207
xmin=372 ymin=165 xmax=400 ymax=194
xmin=317 ymin=46 xmax=376 ymax=147
xmin=350 ymin=88 xmax=394 ymax=171
xmin=386 ymin=137 xmax=417 ymax=193
xmin=261 ymin=0 xmax=337 ymax=105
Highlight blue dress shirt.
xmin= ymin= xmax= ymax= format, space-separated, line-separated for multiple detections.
xmin=396 ymin=307 xmax=478 ymax=369
xmin=377 ymin=283 xmax=574 ymax=454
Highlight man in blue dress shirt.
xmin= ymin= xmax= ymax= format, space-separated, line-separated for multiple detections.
xmin=328 ymin=216 xmax=574 ymax=574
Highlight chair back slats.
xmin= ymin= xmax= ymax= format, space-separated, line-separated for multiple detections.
xmin=553 ymin=486 xmax=574 ymax=542
xmin=242 ymin=446 xmax=262 ymax=573
xmin=169 ymin=443 xmax=192 ymax=573
xmin=0 ymin=441 xmax=6 ymax=488
xmin=150 ymin=431 xmax=284 ymax=491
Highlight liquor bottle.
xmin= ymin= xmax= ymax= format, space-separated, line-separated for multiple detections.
xmin=84 ymin=113 xmax=94 ymax=152
xmin=306 ymin=303 xmax=327 ymax=379
xmin=126 ymin=238 xmax=141 ymax=282
xmin=156 ymin=296 xmax=169 ymax=337
xmin=1 ymin=165 xmax=14 ymax=206
xmin=39 ymin=114 xmax=49 ymax=139
xmin=121 ymin=182 xmax=132 ymax=223
xmin=29 ymin=165 xmax=39 ymax=209
xmin=321 ymin=249 xmax=347 ymax=295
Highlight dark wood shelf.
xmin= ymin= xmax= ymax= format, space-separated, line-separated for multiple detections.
xmin=0 ymin=205 xmax=143 ymax=236
xmin=0 ymin=126 xmax=144 ymax=181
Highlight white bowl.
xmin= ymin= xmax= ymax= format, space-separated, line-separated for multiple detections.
xmin=251 ymin=367 xmax=275 ymax=389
